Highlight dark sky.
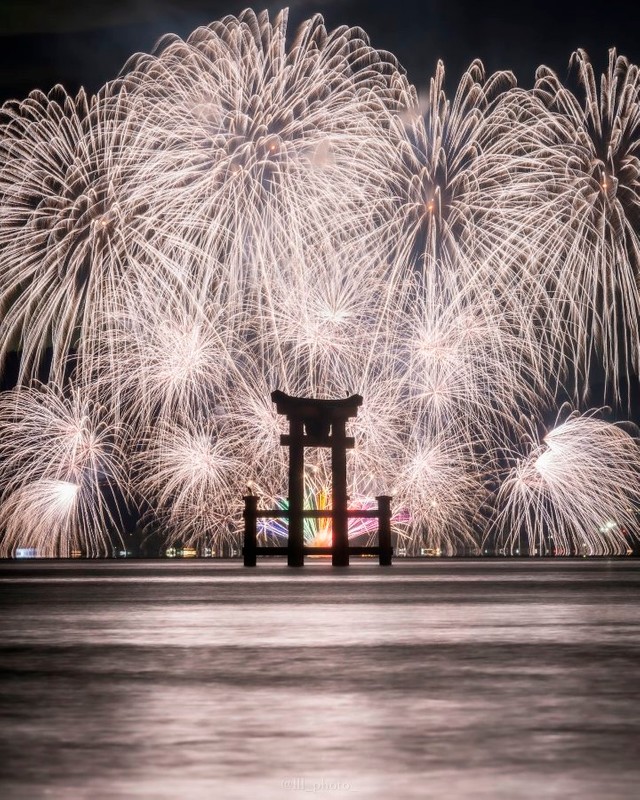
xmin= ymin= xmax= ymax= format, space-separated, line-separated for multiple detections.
xmin=1 ymin=0 xmax=640 ymax=103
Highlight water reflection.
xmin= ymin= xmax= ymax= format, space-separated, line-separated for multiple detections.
xmin=1 ymin=561 xmax=639 ymax=799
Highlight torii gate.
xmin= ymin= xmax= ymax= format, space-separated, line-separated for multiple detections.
xmin=242 ymin=390 xmax=393 ymax=567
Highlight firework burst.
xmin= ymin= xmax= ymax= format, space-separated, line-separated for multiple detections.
xmin=533 ymin=49 xmax=640 ymax=394
xmin=136 ymin=416 xmax=245 ymax=549
xmin=119 ymin=9 xmax=410 ymax=308
xmin=393 ymin=429 xmax=486 ymax=555
xmin=490 ymin=410 xmax=640 ymax=555
xmin=0 ymin=85 xmax=176 ymax=385
xmin=0 ymin=385 xmax=129 ymax=556
xmin=387 ymin=60 xmax=515 ymax=290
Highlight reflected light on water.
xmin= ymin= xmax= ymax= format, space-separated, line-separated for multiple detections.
xmin=1 ymin=560 xmax=639 ymax=799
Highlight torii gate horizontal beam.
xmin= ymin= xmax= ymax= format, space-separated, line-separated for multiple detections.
xmin=280 ymin=435 xmax=355 ymax=449
xmin=256 ymin=508 xmax=385 ymax=519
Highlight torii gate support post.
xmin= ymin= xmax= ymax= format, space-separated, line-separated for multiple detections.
xmin=377 ymin=495 xmax=393 ymax=566
xmin=243 ymin=495 xmax=258 ymax=567
xmin=331 ymin=417 xmax=349 ymax=567
xmin=287 ymin=417 xmax=305 ymax=568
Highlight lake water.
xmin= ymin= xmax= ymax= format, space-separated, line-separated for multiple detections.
xmin=1 ymin=559 xmax=639 ymax=799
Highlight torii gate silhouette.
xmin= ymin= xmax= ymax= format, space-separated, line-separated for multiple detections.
xmin=243 ymin=390 xmax=393 ymax=567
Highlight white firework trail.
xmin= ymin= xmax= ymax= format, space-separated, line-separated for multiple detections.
xmin=0 ymin=480 xmax=82 ymax=558
xmin=393 ymin=429 xmax=486 ymax=555
xmin=489 ymin=409 xmax=640 ymax=556
xmin=136 ymin=417 xmax=245 ymax=549
xmin=384 ymin=60 xmax=572 ymax=392
xmin=387 ymin=60 xmax=515 ymax=292
xmin=0 ymin=85 xmax=177 ymax=385
xmin=0 ymin=385 xmax=129 ymax=556
xmin=533 ymin=49 xmax=640 ymax=397
xmin=119 ymin=8 xmax=410 ymax=310
xmin=402 ymin=273 xmax=550 ymax=451
xmin=97 ymin=275 xmax=244 ymax=431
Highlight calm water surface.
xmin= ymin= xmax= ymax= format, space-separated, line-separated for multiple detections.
xmin=0 ymin=559 xmax=639 ymax=799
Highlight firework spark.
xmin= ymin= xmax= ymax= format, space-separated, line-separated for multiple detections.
xmin=119 ymin=8 xmax=409 ymax=311
xmin=136 ymin=417 xmax=245 ymax=550
xmin=490 ymin=410 xmax=640 ymax=555
xmin=0 ymin=86 xmax=177 ymax=385
xmin=0 ymin=385 xmax=129 ymax=556
xmin=533 ymin=50 xmax=640 ymax=395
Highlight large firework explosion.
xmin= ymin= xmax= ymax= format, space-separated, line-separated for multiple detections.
xmin=1 ymin=8 xmax=640 ymax=557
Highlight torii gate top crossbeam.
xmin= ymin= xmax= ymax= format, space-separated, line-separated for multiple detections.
xmin=271 ymin=390 xmax=362 ymax=443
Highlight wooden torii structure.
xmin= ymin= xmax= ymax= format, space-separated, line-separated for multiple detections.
xmin=243 ymin=390 xmax=393 ymax=567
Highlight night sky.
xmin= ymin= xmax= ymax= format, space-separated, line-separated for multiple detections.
xmin=2 ymin=0 xmax=640 ymax=104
